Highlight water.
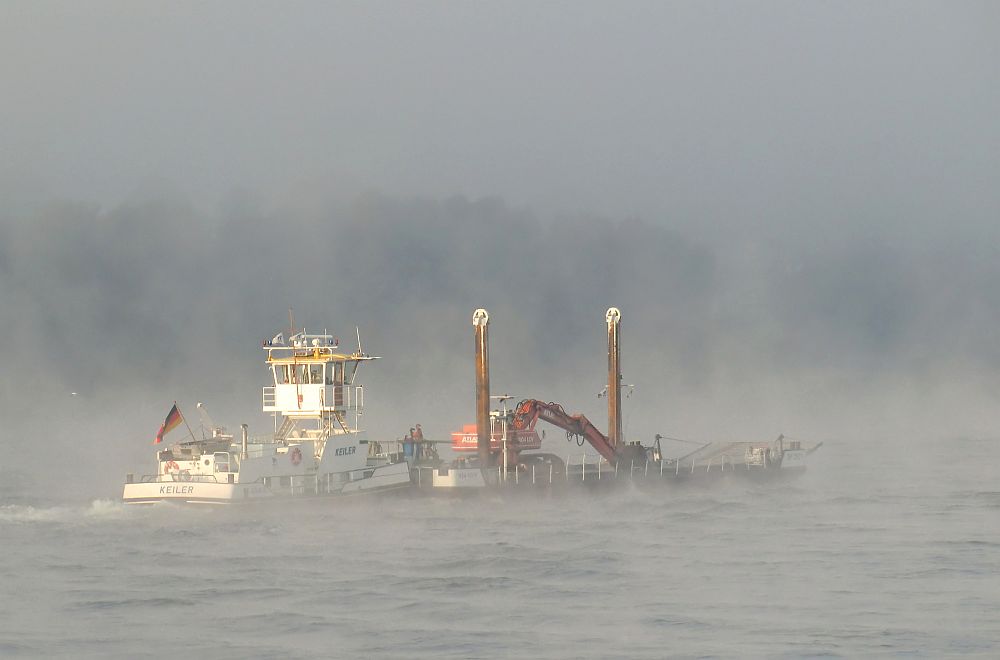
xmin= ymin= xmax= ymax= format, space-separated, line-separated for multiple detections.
xmin=2 ymin=437 xmax=998 ymax=658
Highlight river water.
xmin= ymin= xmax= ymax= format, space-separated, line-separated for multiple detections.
xmin=1 ymin=435 xmax=998 ymax=658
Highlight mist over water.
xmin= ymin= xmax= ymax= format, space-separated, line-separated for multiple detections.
xmin=2 ymin=434 xmax=999 ymax=658
xmin=3 ymin=2 xmax=1000 ymax=656
xmin=3 ymin=128 xmax=1000 ymax=660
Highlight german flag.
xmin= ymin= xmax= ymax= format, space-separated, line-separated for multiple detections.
xmin=154 ymin=404 xmax=183 ymax=444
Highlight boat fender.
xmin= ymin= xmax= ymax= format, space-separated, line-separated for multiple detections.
xmin=164 ymin=461 xmax=180 ymax=475
xmin=290 ymin=447 xmax=302 ymax=466
xmin=179 ymin=470 xmax=192 ymax=482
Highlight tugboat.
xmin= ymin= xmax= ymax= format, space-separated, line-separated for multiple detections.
xmin=122 ymin=328 xmax=412 ymax=504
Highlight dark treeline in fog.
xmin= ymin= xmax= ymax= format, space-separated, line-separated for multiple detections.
xmin=2 ymin=3 xmax=998 ymax=455
xmin=3 ymin=193 xmax=1000 ymax=445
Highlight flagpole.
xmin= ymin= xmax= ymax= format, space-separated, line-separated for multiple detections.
xmin=177 ymin=401 xmax=199 ymax=443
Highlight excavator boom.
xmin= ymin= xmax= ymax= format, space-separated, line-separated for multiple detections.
xmin=512 ymin=399 xmax=619 ymax=465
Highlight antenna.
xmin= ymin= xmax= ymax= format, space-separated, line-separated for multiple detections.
xmin=196 ymin=402 xmax=216 ymax=433
xmin=288 ymin=307 xmax=295 ymax=338
xmin=356 ymin=326 xmax=363 ymax=355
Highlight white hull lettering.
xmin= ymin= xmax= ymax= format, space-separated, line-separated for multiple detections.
xmin=159 ymin=485 xmax=195 ymax=495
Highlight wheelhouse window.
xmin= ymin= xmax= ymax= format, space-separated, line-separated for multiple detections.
xmin=214 ymin=452 xmax=231 ymax=473
xmin=273 ymin=365 xmax=290 ymax=384
xmin=273 ymin=363 xmax=327 ymax=384
xmin=333 ymin=362 xmax=345 ymax=406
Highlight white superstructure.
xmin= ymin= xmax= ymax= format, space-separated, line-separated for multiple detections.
xmin=122 ymin=329 xmax=412 ymax=504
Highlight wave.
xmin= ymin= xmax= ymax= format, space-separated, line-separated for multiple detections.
xmin=0 ymin=503 xmax=72 ymax=523
xmin=84 ymin=498 xmax=130 ymax=518
xmin=0 ymin=499 xmax=131 ymax=524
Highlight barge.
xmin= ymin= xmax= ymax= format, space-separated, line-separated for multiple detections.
xmin=122 ymin=308 xmax=818 ymax=502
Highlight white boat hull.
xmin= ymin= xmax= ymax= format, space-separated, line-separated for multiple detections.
xmin=122 ymin=481 xmax=272 ymax=505
xmin=123 ymin=463 xmax=413 ymax=504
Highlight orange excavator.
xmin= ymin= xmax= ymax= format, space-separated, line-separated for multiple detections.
xmin=511 ymin=399 xmax=647 ymax=467
xmin=450 ymin=423 xmax=542 ymax=462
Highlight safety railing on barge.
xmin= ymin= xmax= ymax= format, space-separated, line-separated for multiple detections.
xmin=409 ymin=450 xmax=777 ymax=488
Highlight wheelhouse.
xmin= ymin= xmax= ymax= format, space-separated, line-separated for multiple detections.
xmin=261 ymin=331 xmax=377 ymax=425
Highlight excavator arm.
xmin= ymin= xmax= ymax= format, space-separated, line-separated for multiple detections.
xmin=512 ymin=399 xmax=619 ymax=465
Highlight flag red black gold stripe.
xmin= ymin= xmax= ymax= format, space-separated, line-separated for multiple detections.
xmin=155 ymin=404 xmax=183 ymax=444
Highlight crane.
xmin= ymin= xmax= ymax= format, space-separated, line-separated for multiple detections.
xmin=511 ymin=399 xmax=646 ymax=467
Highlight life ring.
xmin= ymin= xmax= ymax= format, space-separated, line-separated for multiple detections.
xmin=289 ymin=447 xmax=302 ymax=466
xmin=163 ymin=460 xmax=179 ymax=475
xmin=178 ymin=470 xmax=192 ymax=482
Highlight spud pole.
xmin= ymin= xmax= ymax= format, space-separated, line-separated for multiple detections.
xmin=473 ymin=309 xmax=491 ymax=470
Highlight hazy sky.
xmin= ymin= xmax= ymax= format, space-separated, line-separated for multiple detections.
xmin=3 ymin=2 xmax=997 ymax=238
